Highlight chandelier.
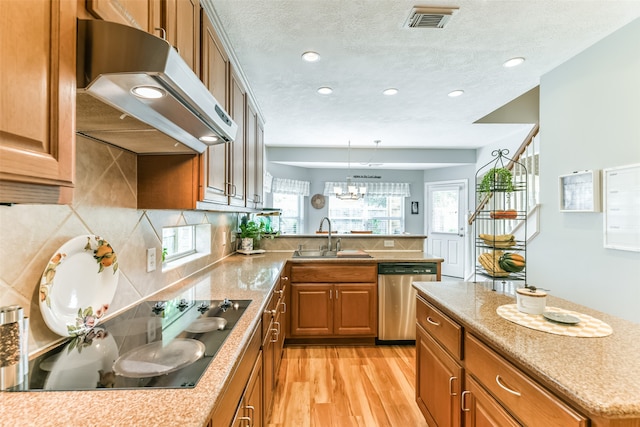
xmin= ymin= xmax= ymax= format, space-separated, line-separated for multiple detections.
xmin=334 ymin=141 xmax=367 ymax=200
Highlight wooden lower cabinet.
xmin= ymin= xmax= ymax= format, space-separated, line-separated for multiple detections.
xmin=289 ymin=263 xmax=377 ymax=339
xmin=262 ymin=275 xmax=287 ymax=420
xmin=464 ymin=333 xmax=587 ymax=427
xmin=290 ymin=283 xmax=376 ymax=337
xmin=462 ymin=375 xmax=519 ymax=427
xmin=416 ymin=323 xmax=462 ymax=427
xmin=231 ymin=352 xmax=263 ymax=427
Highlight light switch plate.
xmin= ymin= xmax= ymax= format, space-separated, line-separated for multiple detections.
xmin=146 ymin=248 xmax=156 ymax=272
xmin=384 ymin=240 xmax=395 ymax=247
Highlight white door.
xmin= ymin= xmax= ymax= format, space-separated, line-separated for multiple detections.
xmin=425 ymin=181 xmax=467 ymax=278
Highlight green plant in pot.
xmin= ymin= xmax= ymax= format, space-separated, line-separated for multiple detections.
xmin=239 ymin=218 xmax=266 ymax=251
xmin=478 ymin=167 xmax=514 ymax=198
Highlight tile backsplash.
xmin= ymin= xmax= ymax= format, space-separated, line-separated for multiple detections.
xmin=0 ymin=136 xmax=236 ymax=355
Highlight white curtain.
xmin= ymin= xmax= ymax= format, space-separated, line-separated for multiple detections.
xmin=323 ymin=182 xmax=411 ymax=197
xmin=272 ymin=177 xmax=310 ymax=196
xmin=264 ymin=172 xmax=274 ymax=193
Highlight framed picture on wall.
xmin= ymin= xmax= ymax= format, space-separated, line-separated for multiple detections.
xmin=411 ymin=201 xmax=419 ymax=214
xmin=558 ymin=170 xmax=601 ymax=212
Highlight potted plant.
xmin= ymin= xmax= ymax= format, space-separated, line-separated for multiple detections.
xmin=478 ymin=167 xmax=514 ymax=197
xmin=239 ymin=217 xmax=266 ymax=251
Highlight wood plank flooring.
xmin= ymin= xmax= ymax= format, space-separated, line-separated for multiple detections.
xmin=267 ymin=345 xmax=429 ymax=427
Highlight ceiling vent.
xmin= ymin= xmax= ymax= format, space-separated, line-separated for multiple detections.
xmin=404 ymin=7 xmax=459 ymax=29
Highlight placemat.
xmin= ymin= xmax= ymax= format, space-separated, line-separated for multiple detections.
xmin=496 ymin=304 xmax=613 ymax=337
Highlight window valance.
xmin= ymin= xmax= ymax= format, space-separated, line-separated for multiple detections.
xmin=323 ymin=182 xmax=411 ymax=197
xmin=272 ymin=177 xmax=310 ymax=196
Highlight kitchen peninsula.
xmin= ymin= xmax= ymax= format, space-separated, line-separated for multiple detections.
xmin=413 ymin=280 xmax=640 ymax=426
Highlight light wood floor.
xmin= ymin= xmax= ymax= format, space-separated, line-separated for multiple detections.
xmin=267 ymin=345 xmax=429 ymax=427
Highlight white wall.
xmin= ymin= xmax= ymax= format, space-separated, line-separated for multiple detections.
xmin=530 ymin=18 xmax=640 ymax=323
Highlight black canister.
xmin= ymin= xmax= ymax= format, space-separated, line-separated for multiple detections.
xmin=0 ymin=305 xmax=25 ymax=390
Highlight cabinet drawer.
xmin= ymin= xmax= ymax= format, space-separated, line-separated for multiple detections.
xmin=465 ymin=334 xmax=587 ymax=427
xmin=290 ymin=264 xmax=376 ymax=283
xmin=416 ymin=297 xmax=462 ymax=359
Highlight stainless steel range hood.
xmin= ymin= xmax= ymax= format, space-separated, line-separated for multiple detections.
xmin=76 ymin=19 xmax=238 ymax=154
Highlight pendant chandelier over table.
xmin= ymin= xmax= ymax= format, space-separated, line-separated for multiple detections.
xmin=334 ymin=140 xmax=367 ymax=200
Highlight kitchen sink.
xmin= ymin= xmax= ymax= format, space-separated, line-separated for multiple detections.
xmin=292 ymin=249 xmax=372 ymax=258
xmin=293 ymin=250 xmax=337 ymax=258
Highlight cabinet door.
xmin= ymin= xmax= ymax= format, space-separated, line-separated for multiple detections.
xmin=0 ymin=0 xmax=75 ymax=204
xmin=244 ymin=351 xmax=263 ymax=427
xmin=290 ymin=283 xmax=332 ymax=336
xmin=334 ymin=283 xmax=377 ymax=336
xmin=245 ymin=100 xmax=258 ymax=207
xmin=229 ymin=69 xmax=246 ymax=206
xmin=85 ymin=0 xmax=161 ymax=34
xmin=200 ymin=10 xmax=230 ymax=205
xmin=463 ymin=374 xmax=519 ymax=427
xmin=416 ymin=325 xmax=463 ymax=427
xmin=262 ymin=311 xmax=276 ymax=417
xmin=255 ymin=118 xmax=265 ymax=208
xmin=163 ymin=0 xmax=200 ymax=75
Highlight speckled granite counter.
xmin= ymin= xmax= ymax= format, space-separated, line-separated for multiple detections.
xmin=0 ymin=253 xmax=289 ymax=427
xmin=412 ymin=280 xmax=640 ymax=422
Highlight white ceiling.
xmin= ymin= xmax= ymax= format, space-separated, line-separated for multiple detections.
xmin=207 ymin=0 xmax=640 ymax=169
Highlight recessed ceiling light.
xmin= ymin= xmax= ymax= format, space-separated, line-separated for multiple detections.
xmin=301 ymin=51 xmax=320 ymax=62
xmin=317 ymin=87 xmax=333 ymax=95
xmin=382 ymin=88 xmax=398 ymax=96
xmin=131 ymin=86 xmax=166 ymax=99
xmin=448 ymin=90 xmax=464 ymax=97
xmin=503 ymin=57 xmax=525 ymax=68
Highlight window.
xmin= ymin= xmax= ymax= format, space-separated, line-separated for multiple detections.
xmin=162 ymin=225 xmax=196 ymax=262
xmin=328 ymin=195 xmax=405 ymax=234
xmin=273 ymin=193 xmax=304 ymax=234
xmin=430 ymin=187 xmax=459 ymax=233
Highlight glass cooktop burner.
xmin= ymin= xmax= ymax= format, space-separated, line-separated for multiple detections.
xmin=14 ymin=298 xmax=251 ymax=391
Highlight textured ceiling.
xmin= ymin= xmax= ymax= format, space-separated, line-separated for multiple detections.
xmin=207 ymin=1 xmax=640 ymax=169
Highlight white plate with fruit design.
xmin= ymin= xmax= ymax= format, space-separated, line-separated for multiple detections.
xmin=39 ymin=235 xmax=119 ymax=336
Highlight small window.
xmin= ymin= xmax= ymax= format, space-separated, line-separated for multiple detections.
xmin=328 ymin=195 xmax=405 ymax=234
xmin=273 ymin=193 xmax=304 ymax=234
xmin=162 ymin=225 xmax=196 ymax=262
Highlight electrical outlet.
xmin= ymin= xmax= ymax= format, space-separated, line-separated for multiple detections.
xmin=230 ymin=232 xmax=236 ymax=243
xmin=384 ymin=240 xmax=395 ymax=247
xmin=222 ymin=231 xmax=227 ymax=246
xmin=146 ymin=248 xmax=156 ymax=272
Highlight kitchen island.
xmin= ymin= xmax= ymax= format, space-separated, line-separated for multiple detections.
xmin=413 ymin=280 xmax=640 ymax=426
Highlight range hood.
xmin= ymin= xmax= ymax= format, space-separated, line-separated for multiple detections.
xmin=76 ymin=19 xmax=238 ymax=154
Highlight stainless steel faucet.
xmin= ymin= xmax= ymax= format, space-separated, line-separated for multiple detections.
xmin=318 ymin=217 xmax=332 ymax=252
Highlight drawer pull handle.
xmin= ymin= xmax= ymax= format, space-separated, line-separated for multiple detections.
xmin=279 ymin=301 xmax=287 ymax=313
xmin=426 ymin=316 xmax=440 ymax=326
xmin=496 ymin=375 xmax=521 ymax=396
xmin=448 ymin=376 xmax=458 ymax=396
xmin=461 ymin=390 xmax=471 ymax=412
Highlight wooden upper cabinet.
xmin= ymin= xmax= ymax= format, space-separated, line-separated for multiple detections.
xmin=229 ymin=68 xmax=246 ymax=207
xmin=163 ymin=0 xmax=201 ymax=76
xmin=245 ymin=101 xmax=258 ymax=207
xmin=199 ymin=9 xmax=230 ymax=206
xmin=0 ymin=0 xmax=76 ymax=204
xmin=85 ymin=0 xmax=162 ymax=35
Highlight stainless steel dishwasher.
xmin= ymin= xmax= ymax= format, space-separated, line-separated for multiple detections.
xmin=377 ymin=262 xmax=437 ymax=342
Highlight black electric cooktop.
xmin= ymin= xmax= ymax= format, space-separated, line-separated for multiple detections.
xmin=17 ymin=297 xmax=251 ymax=391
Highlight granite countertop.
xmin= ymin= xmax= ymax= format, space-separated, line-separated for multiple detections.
xmin=1 ymin=253 xmax=289 ymax=427
xmin=2 ymin=251 xmax=442 ymax=425
xmin=412 ymin=280 xmax=640 ymax=420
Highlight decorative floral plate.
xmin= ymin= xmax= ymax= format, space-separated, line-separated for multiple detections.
xmin=39 ymin=235 xmax=120 ymax=336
